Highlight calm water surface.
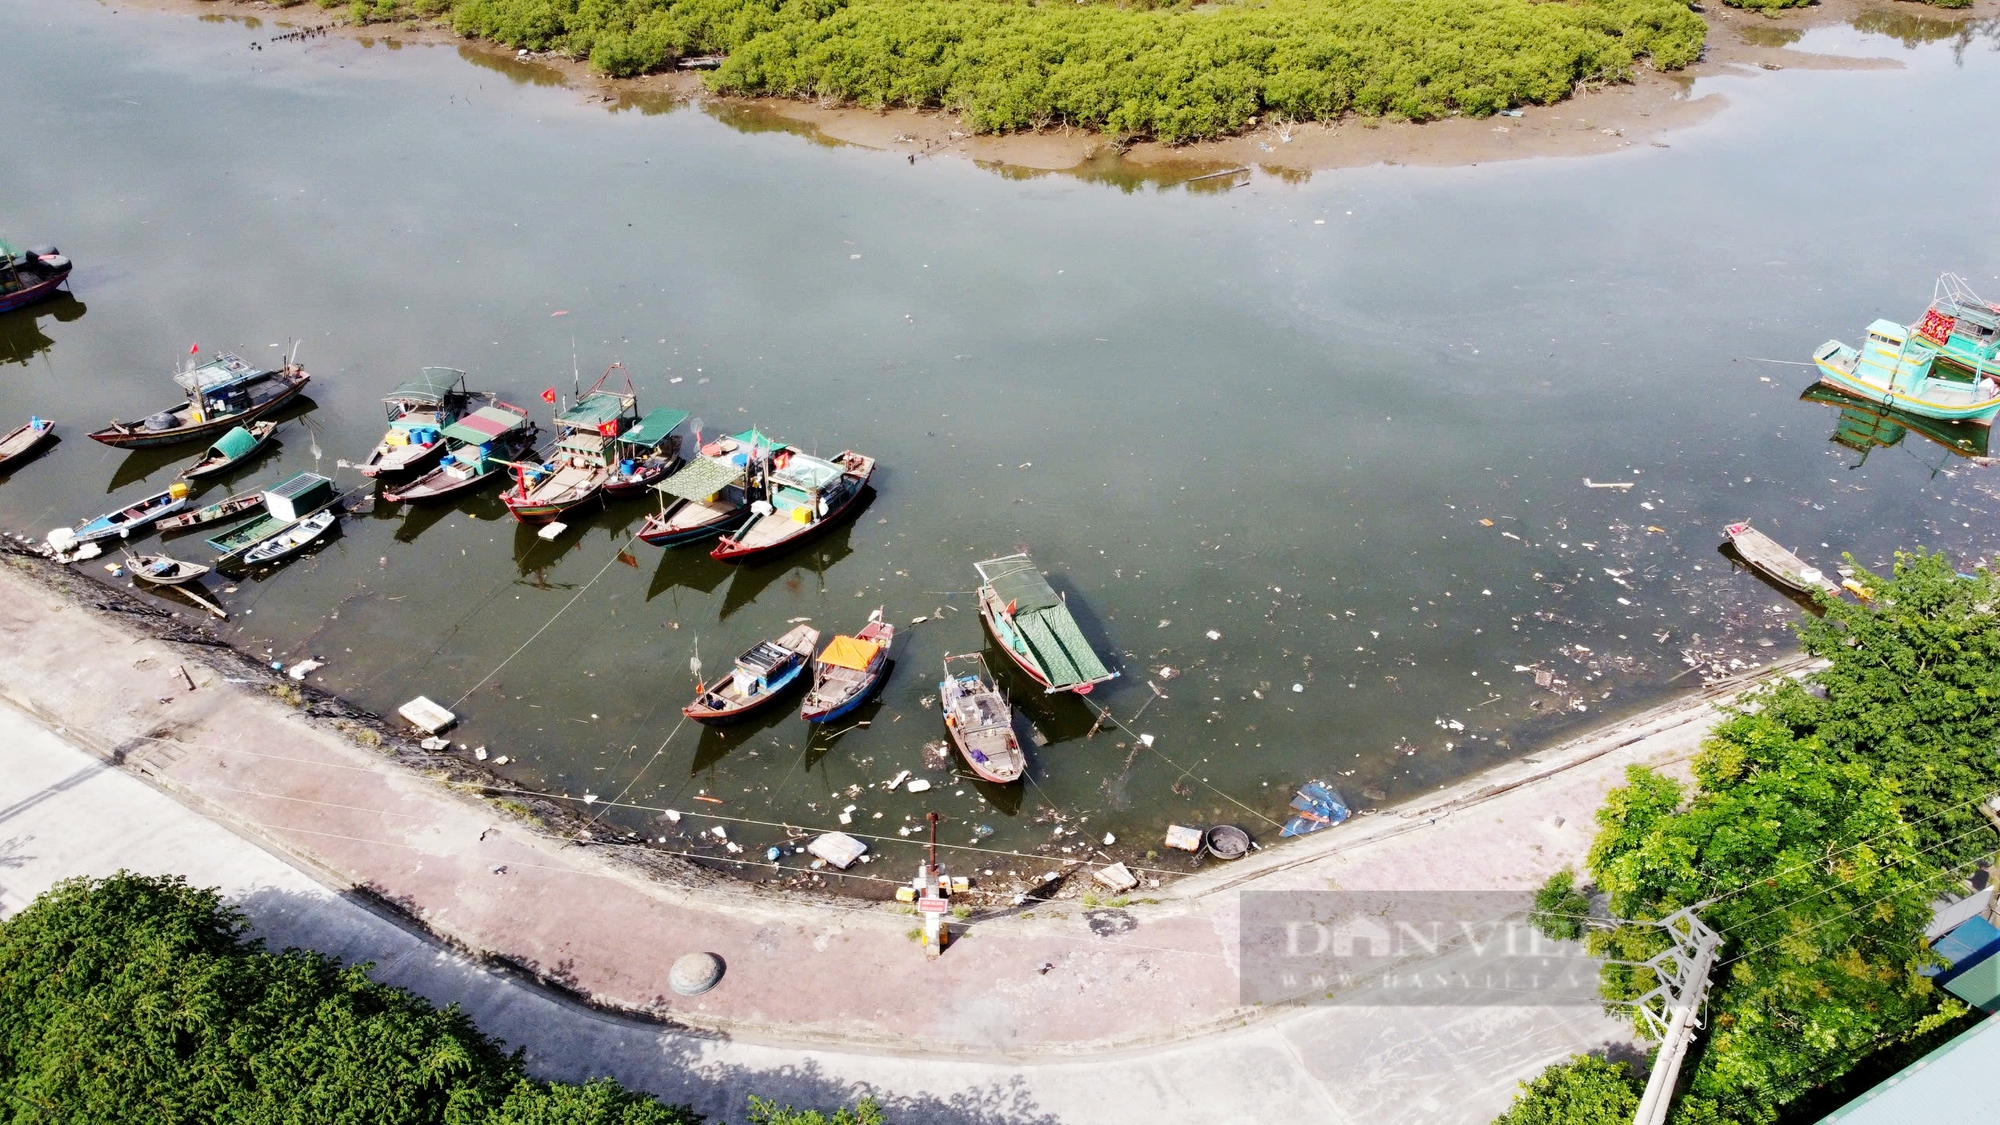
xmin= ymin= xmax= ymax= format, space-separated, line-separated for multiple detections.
xmin=5 ymin=1 xmax=1999 ymax=885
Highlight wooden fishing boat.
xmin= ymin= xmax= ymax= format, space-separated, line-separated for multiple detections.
xmin=682 ymin=624 xmax=819 ymax=725
xmin=0 ymin=417 xmax=56 ymax=470
xmin=357 ymin=368 xmax=476 ymax=479
xmin=156 ymin=492 xmax=265 ymax=532
xmin=0 ymin=239 xmax=72 ymax=314
xmin=1812 ymin=319 xmax=2000 ymax=426
xmin=501 ymin=365 xmax=639 ymax=524
xmin=178 ymin=421 xmax=277 ymax=480
xmin=127 ymin=553 xmax=210 ymax=587
xmin=638 ymin=430 xmax=783 ymax=547
xmin=1722 ymin=522 xmax=1842 ymax=598
xmin=72 ymin=483 xmax=192 ymax=543
xmin=208 ymin=473 xmax=337 ymax=568
xmin=89 ymin=353 xmax=311 ymax=449
xmin=937 ymin=652 xmax=1026 ymax=784
xmin=603 ymin=408 xmax=690 ymax=499
xmin=241 ymin=510 xmax=336 ymax=567
xmin=973 ymin=554 xmax=1116 ymax=694
xmin=710 ymin=449 xmax=874 ymax=563
xmin=1910 ymin=273 xmax=2000 ymax=382
xmin=382 ymin=402 xmax=538 ymax=504
xmin=801 ymin=609 xmax=894 ymax=723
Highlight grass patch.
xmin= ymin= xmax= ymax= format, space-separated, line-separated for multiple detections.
xmin=264 ymin=682 xmax=303 ymax=707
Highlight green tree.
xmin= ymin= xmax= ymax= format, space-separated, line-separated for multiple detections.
xmin=1530 ymin=868 xmax=1593 ymax=942
xmin=743 ymin=1096 xmax=884 ymax=1125
xmin=1493 ymin=1055 xmax=1643 ymax=1125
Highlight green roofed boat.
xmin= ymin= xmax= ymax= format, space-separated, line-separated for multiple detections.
xmin=206 ymin=472 xmax=337 ymax=570
xmin=638 ymin=430 xmax=784 ymax=547
xmin=500 ymin=364 xmax=639 ymax=524
xmin=973 ymin=553 xmax=1117 ymax=694
xmin=382 ymin=401 xmax=538 ymax=504
xmin=178 ymin=420 xmax=277 ymax=481
xmin=604 ymin=407 xmax=691 ymax=499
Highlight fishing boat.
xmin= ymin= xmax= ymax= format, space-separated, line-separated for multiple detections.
xmin=937 ymin=652 xmax=1026 ymax=784
xmin=500 ymin=365 xmax=639 ymax=524
xmin=638 ymin=430 xmax=784 ymax=547
xmin=178 ymin=421 xmax=277 ymax=481
xmin=356 ymin=368 xmax=477 ymax=479
xmin=127 ymin=552 xmax=211 ymax=587
xmin=683 ymin=624 xmax=820 ymax=725
xmin=207 ymin=472 xmax=337 ymax=568
xmin=973 ymin=553 xmax=1118 ymax=694
xmin=800 ymin=609 xmax=894 ymax=723
xmin=1911 ymin=273 xmax=2000 ymax=382
xmin=1280 ymin=780 xmax=1351 ymax=837
xmin=1812 ymin=319 xmax=2000 ymax=425
xmin=1722 ymin=522 xmax=1842 ymax=598
xmin=0 ymin=239 xmax=72 ymax=314
xmin=381 ymin=402 xmax=538 ymax=504
xmin=72 ymin=482 xmax=192 ymax=543
xmin=156 ymin=492 xmax=265 ymax=532
xmin=0 ymin=417 xmax=55 ymax=470
xmin=241 ymin=510 xmax=336 ymax=567
xmin=603 ymin=408 xmax=690 ymax=499
xmin=710 ymin=449 xmax=875 ymax=563
xmin=89 ymin=351 xmax=311 ymax=449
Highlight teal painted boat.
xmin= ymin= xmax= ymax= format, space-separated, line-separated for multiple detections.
xmin=1812 ymin=318 xmax=2000 ymax=426
xmin=973 ymin=553 xmax=1117 ymax=695
xmin=1912 ymin=273 xmax=2000 ymax=382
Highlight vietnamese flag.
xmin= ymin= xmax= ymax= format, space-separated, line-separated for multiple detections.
xmin=541 ymin=387 xmax=557 ymax=404
xmin=189 ymin=342 xmax=199 ymax=355
xmin=598 ymin=420 xmax=620 ymax=438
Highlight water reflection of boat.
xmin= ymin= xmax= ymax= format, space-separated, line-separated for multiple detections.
xmin=0 ymin=238 xmax=72 ymax=313
xmin=1800 ymin=384 xmax=1990 ymax=462
xmin=1812 ymin=319 xmax=2000 ymax=425
xmin=90 ymin=352 xmax=312 ymax=449
xmin=1911 ymin=273 xmax=2000 ymax=382
xmin=1 ymin=292 xmax=84 ymax=368
xmin=358 ymin=368 xmax=477 ymax=479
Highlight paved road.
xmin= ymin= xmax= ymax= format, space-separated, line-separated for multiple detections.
xmin=0 ymin=700 xmax=1634 ymax=1125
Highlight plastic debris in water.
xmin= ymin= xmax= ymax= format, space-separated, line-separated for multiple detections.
xmin=1206 ymin=630 xmax=1222 ymax=640
xmin=973 ymin=824 xmax=994 ymax=838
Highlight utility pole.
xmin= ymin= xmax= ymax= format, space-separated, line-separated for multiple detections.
xmin=1626 ymin=904 xmax=1722 ymax=1125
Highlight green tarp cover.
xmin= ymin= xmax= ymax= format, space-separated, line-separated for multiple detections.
xmin=205 ymin=513 xmax=288 ymax=554
xmin=980 ymin=556 xmax=1061 ymax=614
xmin=657 ymin=456 xmax=742 ymax=501
xmin=441 ymin=406 xmax=528 ymax=445
xmin=387 ymin=368 xmax=465 ymax=405
xmin=207 ymin=426 xmax=260 ymax=461
xmin=730 ymin=429 xmax=783 ymax=454
xmin=556 ymin=391 xmax=631 ymax=429
xmin=1031 ymin=606 xmax=1112 ymax=683
xmin=619 ymin=408 xmax=689 ymax=449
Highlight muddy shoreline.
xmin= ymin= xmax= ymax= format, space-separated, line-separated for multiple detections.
xmin=127 ymin=0 xmax=1989 ymax=183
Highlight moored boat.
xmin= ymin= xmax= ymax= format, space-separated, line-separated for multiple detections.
xmin=710 ymin=449 xmax=874 ymax=563
xmin=1812 ymin=319 xmax=2000 ymax=425
xmin=241 ymin=509 xmax=337 ymax=567
xmin=603 ymin=408 xmax=691 ymax=499
xmin=0 ymin=239 xmax=72 ymax=314
xmin=500 ymin=365 xmax=639 ymax=524
xmin=1722 ymin=521 xmax=1842 ymax=598
xmin=357 ymin=368 xmax=477 ymax=479
xmin=73 ymin=482 xmax=192 ymax=543
xmin=683 ymin=624 xmax=820 ymax=725
xmin=973 ymin=553 xmax=1117 ymax=694
xmin=89 ymin=352 xmax=311 ymax=449
xmin=156 ymin=492 xmax=265 ymax=532
xmin=382 ymin=402 xmax=538 ymax=504
xmin=127 ymin=552 xmax=211 ymax=587
xmin=801 ymin=609 xmax=894 ymax=723
xmin=207 ymin=472 xmax=338 ymax=568
xmin=639 ymin=430 xmax=783 ymax=548
xmin=1910 ymin=273 xmax=2000 ymax=382
xmin=178 ymin=421 xmax=277 ymax=480
xmin=938 ymin=652 xmax=1026 ymax=784
xmin=0 ymin=417 xmax=56 ymax=470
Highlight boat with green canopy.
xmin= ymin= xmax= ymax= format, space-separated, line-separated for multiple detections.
xmin=637 ymin=429 xmax=784 ymax=547
xmin=358 ymin=367 xmax=478 ymax=479
xmin=206 ymin=472 xmax=337 ymax=569
xmin=604 ymin=407 xmax=690 ymax=499
xmin=178 ymin=421 xmax=277 ymax=481
xmin=383 ymin=401 xmax=538 ymax=504
xmin=500 ymin=364 xmax=639 ymax=524
xmin=973 ymin=553 xmax=1117 ymax=695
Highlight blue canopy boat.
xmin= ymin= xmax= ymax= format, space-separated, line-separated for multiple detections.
xmin=1280 ymin=780 xmax=1351 ymax=837
xmin=1812 ymin=318 xmax=2000 ymax=426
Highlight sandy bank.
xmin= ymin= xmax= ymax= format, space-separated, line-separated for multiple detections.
xmin=124 ymin=0 xmax=1986 ymax=184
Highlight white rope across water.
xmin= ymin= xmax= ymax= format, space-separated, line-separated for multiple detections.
xmin=450 ymin=532 xmax=640 ymax=709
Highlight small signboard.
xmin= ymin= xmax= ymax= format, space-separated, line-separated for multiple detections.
xmin=917 ymin=897 xmax=950 ymax=913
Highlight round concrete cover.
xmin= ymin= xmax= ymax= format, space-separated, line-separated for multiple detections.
xmin=670 ymin=952 xmax=724 ymax=996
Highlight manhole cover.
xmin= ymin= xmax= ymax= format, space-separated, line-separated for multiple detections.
xmin=669 ymin=952 xmax=724 ymax=996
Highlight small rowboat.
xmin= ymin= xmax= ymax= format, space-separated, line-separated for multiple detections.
xmin=683 ymin=624 xmax=819 ymax=725
xmin=938 ymin=652 xmax=1025 ymax=784
xmin=801 ymin=609 xmax=894 ymax=723
xmin=156 ymin=492 xmax=265 ymax=532
xmin=1722 ymin=522 xmax=1842 ymax=598
xmin=242 ymin=509 xmax=336 ymax=567
xmin=0 ymin=241 xmax=71 ymax=314
xmin=73 ymin=483 xmax=191 ymax=543
xmin=710 ymin=449 xmax=874 ymax=563
xmin=127 ymin=553 xmax=211 ymax=587
xmin=178 ymin=421 xmax=277 ymax=480
xmin=0 ymin=417 xmax=55 ymax=470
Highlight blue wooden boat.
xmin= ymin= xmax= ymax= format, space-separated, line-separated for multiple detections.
xmin=1280 ymin=780 xmax=1350 ymax=837
xmin=0 ymin=239 xmax=71 ymax=314
xmin=683 ymin=624 xmax=819 ymax=725
xmin=1912 ymin=273 xmax=2000 ymax=382
xmin=73 ymin=483 xmax=192 ymax=543
xmin=1812 ymin=319 xmax=2000 ymax=426
xmin=800 ymin=610 xmax=894 ymax=723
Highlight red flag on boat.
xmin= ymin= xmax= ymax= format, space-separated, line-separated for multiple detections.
xmin=597 ymin=419 xmax=619 ymax=438
xmin=189 ymin=342 xmax=199 ymax=355
xmin=541 ymin=387 xmax=557 ymax=404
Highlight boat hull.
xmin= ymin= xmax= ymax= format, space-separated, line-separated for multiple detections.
xmin=1815 ymin=358 xmax=2000 ymax=425
xmin=683 ymin=662 xmax=808 ymax=725
xmin=357 ymin=440 xmax=446 ymax=480
xmin=384 ymin=465 xmax=502 ymax=504
xmin=157 ymin=495 xmax=264 ymax=532
xmin=801 ymin=665 xmax=888 ymax=723
xmin=710 ymin=480 xmax=872 ymax=563
xmin=242 ymin=514 xmax=336 ymax=567
xmin=0 ymin=269 xmax=68 ymax=314
xmin=639 ymin=501 xmax=748 ymax=547
xmin=89 ymin=373 xmax=310 ymax=449
xmin=75 ymin=491 xmax=188 ymax=543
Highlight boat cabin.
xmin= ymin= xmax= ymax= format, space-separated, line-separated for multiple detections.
xmin=263 ymin=472 xmax=336 ymax=522
xmin=177 ymin=353 xmax=274 ymax=421
xmin=436 ymin=404 xmax=530 ymax=474
xmin=765 ymin=452 xmax=853 ymax=523
xmin=616 ymin=408 xmax=690 ymax=460
xmin=382 ymin=368 xmax=469 ymax=420
xmin=712 ymin=640 xmax=799 ymax=702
